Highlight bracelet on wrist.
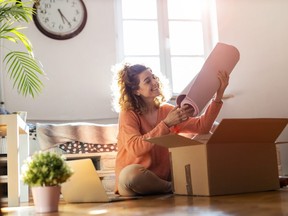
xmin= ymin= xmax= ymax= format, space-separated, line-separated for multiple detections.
xmin=213 ymin=99 xmax=223 ymax=104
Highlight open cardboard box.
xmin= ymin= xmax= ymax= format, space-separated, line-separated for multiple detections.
xmin=147 ymin=118 xmax=288 ymax=196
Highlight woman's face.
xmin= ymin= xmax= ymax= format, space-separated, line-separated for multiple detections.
xmin=136 ymin=69 xmax=160 ymax=99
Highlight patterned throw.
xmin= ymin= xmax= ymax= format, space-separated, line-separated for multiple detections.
xmin=59 ymin=141 xmax=118 ymax=154
xmin=36 ymin=123 xmax=119 ymax=152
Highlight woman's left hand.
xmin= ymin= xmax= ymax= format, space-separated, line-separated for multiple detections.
xmin=214 ymin=70 xmax=229 ymax=102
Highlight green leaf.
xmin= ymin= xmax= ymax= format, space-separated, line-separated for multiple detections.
xmin=1 ymin=0 xmax=46 ymax=98
xmin=21 ymin=151 xmax=73 ymax=187
xmin=4 ymin=51 xmax=45 ymax=97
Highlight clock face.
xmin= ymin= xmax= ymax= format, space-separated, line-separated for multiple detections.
xmin=33 ymin=0 xmax=88 ymax=40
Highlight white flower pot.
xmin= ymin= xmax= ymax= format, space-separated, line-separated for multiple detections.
xmin=31 ymin=186 xmax=61 ymax=213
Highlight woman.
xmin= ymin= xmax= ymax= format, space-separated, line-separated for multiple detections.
xmin=112 ymin=63 xmax=229 ymax=196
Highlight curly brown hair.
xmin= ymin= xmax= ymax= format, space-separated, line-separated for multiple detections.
xmin=112 ymin=63 xmax=166 ymax=114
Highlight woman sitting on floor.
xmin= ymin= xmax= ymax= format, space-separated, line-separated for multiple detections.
xmin=111 ymin=63 xmax=229 ymax=196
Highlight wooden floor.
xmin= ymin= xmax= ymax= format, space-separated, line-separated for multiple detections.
xmin=1 ymin=187 xmax=288 ymax=216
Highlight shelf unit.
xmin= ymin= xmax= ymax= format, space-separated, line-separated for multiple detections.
xmin=0 ymin=155 xmax=8 ymax=203
xmin=0 ymin=114 xmax=29 ymax=207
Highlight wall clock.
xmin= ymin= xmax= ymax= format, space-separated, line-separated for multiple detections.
xmin=33 ymin=0 xmax=88 ymax=40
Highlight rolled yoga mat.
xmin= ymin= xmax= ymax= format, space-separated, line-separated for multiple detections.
xmin=176 ymin=42 xmax=240 ymax=116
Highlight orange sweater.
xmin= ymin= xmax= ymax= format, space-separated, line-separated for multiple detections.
xmin=114 ymin=100 xmax=222 ymax=193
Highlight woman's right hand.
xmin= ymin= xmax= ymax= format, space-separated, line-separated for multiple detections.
xmin=163 ymin=105 xmax=194 ymax=127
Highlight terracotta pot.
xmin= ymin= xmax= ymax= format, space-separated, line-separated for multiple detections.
xmin=31 ymin=186 xmax=61 ymax=213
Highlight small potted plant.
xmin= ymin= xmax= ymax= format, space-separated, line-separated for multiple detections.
xmin=21 ymin=151 xmax=73 ymax=213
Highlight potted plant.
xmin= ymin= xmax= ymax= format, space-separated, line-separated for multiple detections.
xmin=21 ymin=151 xmax=73 ymax=213
xmin=0 ymin=0 xmax=45 ymax=98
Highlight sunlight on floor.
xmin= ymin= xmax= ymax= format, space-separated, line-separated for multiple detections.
xmin=89 ymin=209 xmax=108 ymax=214
xmin=1 ymin=205 xmax=109 ymax=215
xmin=2 ymin=206 xmax=35 ymax=215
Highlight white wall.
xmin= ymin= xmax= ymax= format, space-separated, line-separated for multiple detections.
xmin=215 ymin=0 xmax=288 ymax=119
xmin=215 ymin=0 xmax=288 ymax=175
xmin=2 ymin=0 xmax=119 ymax=123
xmin=5 ymin=0 xmax=288 ymax=122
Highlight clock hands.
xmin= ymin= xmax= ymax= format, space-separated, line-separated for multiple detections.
xmin=57 ymin=9 xmax=72 ymax=27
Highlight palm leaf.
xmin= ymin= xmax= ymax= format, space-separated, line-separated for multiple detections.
xmin=4 ymin=51 xmax=45 ymax=97
xmin=0 ymin=0 xmax=34 ymax=23
xmin=0 ymin=0 xmax=45 ymax=98
xmin=0 ymin=17 xmax=33 ymax=53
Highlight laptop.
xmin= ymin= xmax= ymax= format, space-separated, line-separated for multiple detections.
xmin=61 ymin=158 xmax=140 ymax=203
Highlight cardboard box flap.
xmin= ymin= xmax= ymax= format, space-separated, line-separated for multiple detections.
xmin=208 ymin=118 xmax=288 ymax=144
xmin=146 ymin=134 xmax=200 ymax=148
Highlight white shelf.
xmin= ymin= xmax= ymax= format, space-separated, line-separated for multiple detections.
xmin=0 ymin=156 xmax=7 ymax=162
xmin=0 ymin=197 xmax=8 ymax=203
xmin=0 ymin=114 xmax=30 ymax=207
xmin=0 ymin=175 xmax=7 ymax=183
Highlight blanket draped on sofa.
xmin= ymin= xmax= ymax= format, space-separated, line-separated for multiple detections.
xmin=36 ymin=123 xmax=118 ymax=151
